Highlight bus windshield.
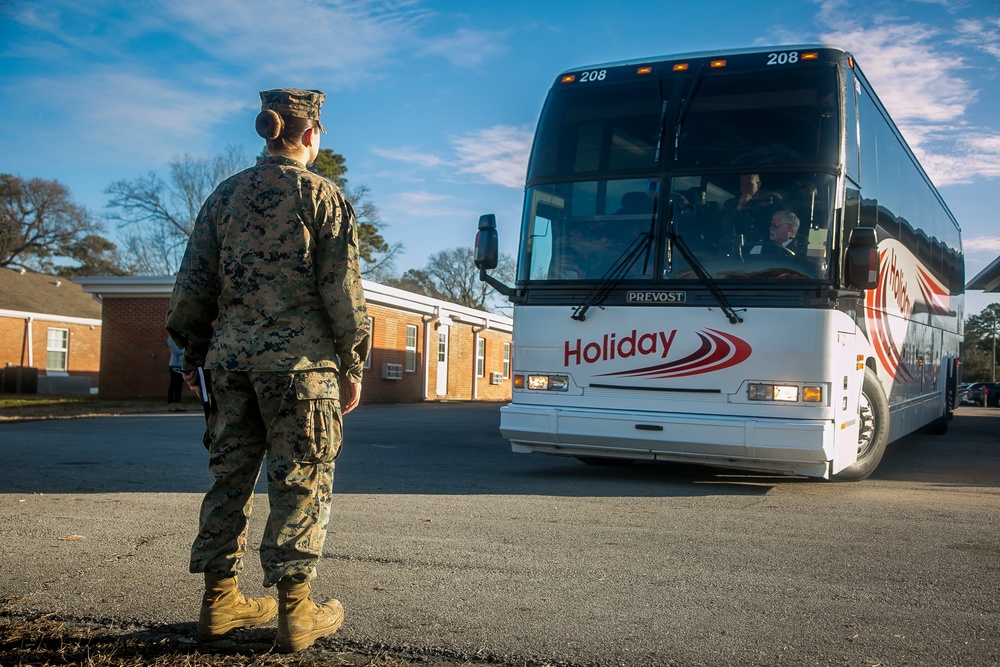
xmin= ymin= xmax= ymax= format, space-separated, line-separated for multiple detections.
xmin=519 ymin=60 xmax=840 ymax=284
xmin=519 ymin=171 xmax=834 ymax=282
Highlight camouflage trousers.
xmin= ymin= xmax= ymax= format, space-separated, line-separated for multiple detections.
xmin=189 ymin=369 xmax=343 ymax=587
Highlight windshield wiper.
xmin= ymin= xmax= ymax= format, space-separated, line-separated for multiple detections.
xmin=571 ymin=219 xmax=656 ymax=322
xmin=673 ymin=65 xmax=705 ymax=161
xmin=666 ymin=198 xmax=744 ymax=324
xmin=654 ymin=99 xmax=669 ymax=163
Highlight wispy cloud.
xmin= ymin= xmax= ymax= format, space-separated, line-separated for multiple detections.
xmin=449 ymin=124 xmax=533 ymax=189
xmin=954 ymin=17 xmax=1000 ymax=60
xmin=3 ymin=0 xmax=519 ymax=171
xmin=163 ymin=0 xmax=432 ymax=85
xmin=964 ymin=236 xmax=1000 ymax=254
xmin=419 ymin=27 xmax=508 ymax=67
xmin=380 ymin=190 xmax=477 ymax=220
xmin=24 ymin=70 xmax=246 ymax=163
xmin=371 ymin=146 xmax=448 ymax=169
xmin=373 ymin=123 xmax=532 ymax=189
xmin=816 ymin=1 xmax=1000 ymax=186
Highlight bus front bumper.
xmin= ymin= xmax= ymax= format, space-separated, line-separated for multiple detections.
xmin=500 ymin=403 xmax=836 ymax=479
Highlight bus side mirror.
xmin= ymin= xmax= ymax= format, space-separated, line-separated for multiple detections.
xmin=474 ymin=213 xmax=515 ymax=298
xmin=845 ymin=227 xmax=879 ymax=290
xmin=475 ymin=214 xmax=499 ymax=271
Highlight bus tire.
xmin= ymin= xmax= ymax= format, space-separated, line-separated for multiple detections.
xmin=833 ymin=368 xmax=889 ymax=482
xmin=576 ymin=456 xmax=635 ymax=467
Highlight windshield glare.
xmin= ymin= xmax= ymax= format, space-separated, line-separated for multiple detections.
xmin=519 ymin=178 xmax=657 ymax=282
xmin=518 ymin=172 xmax=833 ymax=283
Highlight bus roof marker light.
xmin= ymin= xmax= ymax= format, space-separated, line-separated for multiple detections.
xmin=561 ymin=74 xmax=576 ymax=84
xmin=709 ymin=59 xmax=727 ymax=68
xmin=637 ymin=66 xmax=653 ymax=75
xmin=672 ymin=63 xmax=689 ymax=71
xmin=802 ymin=52 xmax=819 ymax=60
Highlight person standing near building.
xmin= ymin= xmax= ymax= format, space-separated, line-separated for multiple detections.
xmin=167 ymin=336 xmax=185 ymax=412
xmin=166 ymin=88 xmax=370 ymax=653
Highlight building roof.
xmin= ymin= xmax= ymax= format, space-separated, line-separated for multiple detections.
xmin=74 ymin=276 xmax=513 ymax=333
xmin=967 ymin=255 xmax=1000 ymax=293
xmin=0 ymin=267 xmax=103 ymax=321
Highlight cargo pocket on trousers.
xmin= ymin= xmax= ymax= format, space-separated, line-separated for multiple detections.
xmin=292 ymin=371 xmax=343 ymax=464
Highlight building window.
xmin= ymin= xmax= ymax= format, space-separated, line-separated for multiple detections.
xmin=364 ymin=317 xmax=373 ymax=369
xmin=405 ymin=324 xmax=417 ymax=372
xmin=503 ymin=342 xmax=511 ymax=379
xmin=46 ymin=328 xmax=69 ymax=372
xmin=476 ymin=338 xmax=486 ymax=377
xmin=438 ymin=332 xmax=447 ymax=362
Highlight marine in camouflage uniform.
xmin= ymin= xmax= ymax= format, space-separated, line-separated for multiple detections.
xmin=166 ymin=88 xmax=370 ymax=590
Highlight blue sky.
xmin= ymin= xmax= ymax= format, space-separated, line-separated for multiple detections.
xmin=1 ymin=0 xmax=998 ymax=314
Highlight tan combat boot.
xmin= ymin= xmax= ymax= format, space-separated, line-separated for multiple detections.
xmin=275 ymin=579 xmax=345 ymax=653
xmin=197 ymin=573 xmax=278 ymax=640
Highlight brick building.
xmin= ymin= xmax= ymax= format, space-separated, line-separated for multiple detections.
xmin=0 ymin=267 xmax=103 ymax=394
xmin=74 ymin=276 xmax=513 ymax=403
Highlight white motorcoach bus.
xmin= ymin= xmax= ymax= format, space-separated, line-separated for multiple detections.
xmin=475 ymin=45 xmax=964 ymax=480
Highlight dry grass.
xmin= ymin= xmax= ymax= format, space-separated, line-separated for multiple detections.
xmin=0 ymin=395 xmax=173 ymax=422
xmin=0 ymin=597 xmax=509 ymax=667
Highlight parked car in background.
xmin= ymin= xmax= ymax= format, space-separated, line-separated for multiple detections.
xmin=960 ymin=383 xmax=981 ymax=405
xmin=962 ymin=382 xmax=1000 ymax=407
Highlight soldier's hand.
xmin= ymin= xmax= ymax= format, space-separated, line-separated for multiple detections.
xmin=182 ymin=371 xmax=201 ymax=399
xmin=341 ymin=381 xmax=362 ymax=415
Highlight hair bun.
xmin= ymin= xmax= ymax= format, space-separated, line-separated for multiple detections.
xmin=255 ymin=109 xmax=284 ymax=140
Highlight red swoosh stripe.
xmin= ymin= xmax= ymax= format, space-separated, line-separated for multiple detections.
xmin=916 ymin=266 xmax=949 ymax=315
xmin=865 ymin=250 xmax=912 ymax=382
xmin=599 ymin=329 xmax=751 ymax=379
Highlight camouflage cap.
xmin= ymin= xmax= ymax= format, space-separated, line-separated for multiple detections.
xmin=259 ymin=88 xmax=326 ymax=133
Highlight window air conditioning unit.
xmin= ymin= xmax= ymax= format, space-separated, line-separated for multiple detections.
xmin=381 ymin=363 xmax=403 ymax=380
xmin=490 ymin=372 xmax=504 ymax=385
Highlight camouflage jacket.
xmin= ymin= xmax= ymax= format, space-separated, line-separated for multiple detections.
xmin=166 ymin=155 xmax=371 ymax=382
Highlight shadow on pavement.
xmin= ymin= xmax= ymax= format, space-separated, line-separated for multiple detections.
xmin=1 ymin=403 xmax=996 ymax=496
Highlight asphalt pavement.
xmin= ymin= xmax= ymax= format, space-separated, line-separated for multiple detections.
xmin=2 ymin=402 xmax=998 ymax=666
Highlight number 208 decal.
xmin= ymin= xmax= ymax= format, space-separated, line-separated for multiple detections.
xmin=767 ymin=52 xmax=800 ymax=65
xmin=579 ymin=69 xmax=607 ymax=82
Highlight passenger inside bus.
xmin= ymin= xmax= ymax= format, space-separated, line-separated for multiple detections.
xmin=722 ymin=173 xmax=782 ymax=242
xmin=615 ymin=191 xmax=654 ymax=215
xmin=745 ymin=210 xmax=806 ymax=257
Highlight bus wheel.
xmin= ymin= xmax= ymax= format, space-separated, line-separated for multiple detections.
xmin=576 ymin=456 xmax=635 ymax=467
xmin=833 ymin=368 xmax=889 ymax=482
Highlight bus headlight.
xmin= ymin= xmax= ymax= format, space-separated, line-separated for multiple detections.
xmin=525 ymin=374 xmax=569 ymax=391
xmin=748 ymin=383 xmax=797 ymax=401
xmin=747 ymin=383 xmax=823 ymax=403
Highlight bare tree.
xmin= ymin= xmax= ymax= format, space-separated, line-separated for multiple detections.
xmin=56 ymin=234 xmax=129 ymax=277
xmin=385 ymin=247 xmax=515 ymax=313
xmin=104 ymin=145 xmax=249 ymax=274
xmin=0 ymin=174 xmax=112 ymax=272
xmin=384 ymin=267 xmax=445 ymax=300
